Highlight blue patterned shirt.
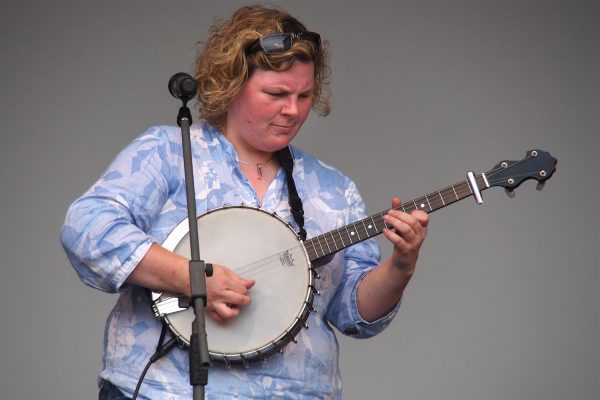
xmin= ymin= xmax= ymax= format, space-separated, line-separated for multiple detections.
xmin=61 ymin=122 xmax=400 ymax=399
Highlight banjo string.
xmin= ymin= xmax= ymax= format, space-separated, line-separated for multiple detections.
xmin=232 ymin=247 xmax=308 ymax=278
xmin=230 ymin=226 xmax=358 ymax=278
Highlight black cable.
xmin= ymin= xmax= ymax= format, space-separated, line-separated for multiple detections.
xmin=132 ymin=323 xmax=179 ymax=400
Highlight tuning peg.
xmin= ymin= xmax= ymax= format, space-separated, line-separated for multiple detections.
xmin=536 ymin=182 xmax=545 ymax=191
xmin=505 ymin=188 xmax=515 ymax=198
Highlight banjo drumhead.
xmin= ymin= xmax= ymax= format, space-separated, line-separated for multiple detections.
xmin=155 ymin=206 xmax=312 ymax=363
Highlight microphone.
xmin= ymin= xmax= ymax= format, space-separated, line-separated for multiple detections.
xmin=168 ymin=72 xmax=197 ymax=103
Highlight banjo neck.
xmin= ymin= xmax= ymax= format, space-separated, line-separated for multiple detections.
xmin=304 ymin=149 xmax=558 ymax=262
xmin=304 ymin=176 xmax=486 ymax=262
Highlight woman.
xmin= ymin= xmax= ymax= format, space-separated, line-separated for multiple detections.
xmin=61 ymin=6 xmax=428 ymax=399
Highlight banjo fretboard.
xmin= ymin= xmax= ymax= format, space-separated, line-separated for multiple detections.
xmin=304 ymin=175 xmax=488 ymax=262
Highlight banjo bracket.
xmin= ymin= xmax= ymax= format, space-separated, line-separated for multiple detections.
xmin=310 ymin=268 xmax=321 ymax=279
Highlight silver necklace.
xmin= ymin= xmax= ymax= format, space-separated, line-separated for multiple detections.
xmin=236 ymin=156 xmax=274 ymax=178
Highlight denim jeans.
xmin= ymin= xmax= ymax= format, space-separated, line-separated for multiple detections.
xmin=99 ymin=380 xmax=133 ymax=400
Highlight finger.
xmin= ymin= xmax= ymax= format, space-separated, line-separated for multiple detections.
xmin=220 ymin=269 xmax=253 ymax=295
xmin=387 ymin=208 xmax=417 ymax=223
xmin=391 ymin=197 xmax=403 ymax=208
xmin=390 ymin=197 xmax=429 ymax=227
xmin=213 ymin=302 xmax=241 ymax=320
xmin=241 ymin=278 xmax=256 ymax=289
xmin=205 ymin=300 xmax=225 ymax=323
xmin=210 ymin=264 xmax=254 ymax=288
xmin=411 ymin=210 xmax=429 ymax=227
xmin=221 ymin=290 xmax=252 ymax=307
xmin=229 ymin=276 xmax=252 ymax=295
xmin=382 ymin=225 xmax=411 ymax=252
xmin=387 ymin=209 xmax=427 ymax=234
xmin=384 ymin=213 xmax=418 ymax=239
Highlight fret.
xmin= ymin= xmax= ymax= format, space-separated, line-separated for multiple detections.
xmin=370 ymin=215 xmax=379 ymax=234
xmin=305 ymin=242 xmax=315 ymax=260
xmin=382 ymin=214 xmax=391 ymax=230
xmin=478 ymin=175 xmax=488 ymax=191
xmin=330 ymin=232 xmax=340 ymax=251
xmin=452 ymin=185 xmax=459 ymax=200
xmin=351 ymin=222 xmax=363 ymax=241
xmin=437 ymin=190 xmax=446 ymax=206
xmin=313 ymin=243 xmax=320 ymax=260
xmin=428 ymin=195 xmax=440 ymax=211
xmin=313 ymin=240 xmax=322 ymax=260
xmin=306 ymin=241 xmax=316 ymax=259
xmin=346 ymin=226 xmax=354 ymax=245
xmin=367 ymin=218 xmax=376 ymax=236
xmin=323 ymin=233 xmax=332 ymax=254
xmin=370 ymin=214 xmax=381 ymax=232
xmin=337 ymin=228 xmax=346 ymax=247
xmin=316 ymin=236 xmax=325 ymax=258
xmin=351 ymin=224 xmax=359 ymax=241
xmin=344 ymin=225 xmax=354 ymax=244
xmin=441 ymin=187 xmax=457 ymax=205
xmin=425 ymin=195 xmax=433 ymax=211
xmin=361 ymin=219 xmax=370 ymax=239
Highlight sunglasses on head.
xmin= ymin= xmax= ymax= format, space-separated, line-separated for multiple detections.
xmin=245 ymin=32 xmax=321 ymax=55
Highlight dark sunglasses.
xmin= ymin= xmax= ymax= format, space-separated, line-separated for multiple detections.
xmin=245 ymin=32 xmax=321 ymax=55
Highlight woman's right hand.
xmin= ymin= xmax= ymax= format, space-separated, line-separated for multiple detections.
xmin=127 ymin=244 xmax=255 ymax=323
xmin=205 ymin=264 xmax=255 ymax=323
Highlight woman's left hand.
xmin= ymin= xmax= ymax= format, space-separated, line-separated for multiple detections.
xmin=383 ymin=197 xmax=429 ymax=280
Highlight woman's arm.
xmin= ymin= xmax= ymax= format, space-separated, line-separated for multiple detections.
xmin=356 ymin=197 xmax=429 ymax=322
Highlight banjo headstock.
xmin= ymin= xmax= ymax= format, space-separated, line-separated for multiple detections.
xmin=484 ymin=149 xmax=557 ymax=194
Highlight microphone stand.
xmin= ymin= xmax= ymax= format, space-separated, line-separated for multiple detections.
xmin=174 ymin=101 xmax=212 ymax=400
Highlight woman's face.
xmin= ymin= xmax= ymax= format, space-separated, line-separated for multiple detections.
xmin=224 ymin=61 xmax=315 ymax=158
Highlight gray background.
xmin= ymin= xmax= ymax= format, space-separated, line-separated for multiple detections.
xmin=1 ymin=1 xmax=597 ymax=399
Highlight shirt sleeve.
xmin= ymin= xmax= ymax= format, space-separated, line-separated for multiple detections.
xmin=60 ymin=128 xmax=172 ymax=293
xmin=324 ymin=181 xmax=402 ymax=339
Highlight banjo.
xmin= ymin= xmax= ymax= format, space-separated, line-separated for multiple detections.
xmin=152 ymin=149 xmax=557 ymax=365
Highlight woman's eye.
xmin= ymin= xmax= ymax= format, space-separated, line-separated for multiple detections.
xmin=266 ymin=92 xmax=285 ymax=97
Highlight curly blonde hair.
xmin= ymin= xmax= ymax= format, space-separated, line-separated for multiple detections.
xmin=194 ymin=6 xmax=331 ymax=129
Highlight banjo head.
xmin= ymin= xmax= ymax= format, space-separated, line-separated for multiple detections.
xmin=152 ymin=206 xmax=313 ymax=364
